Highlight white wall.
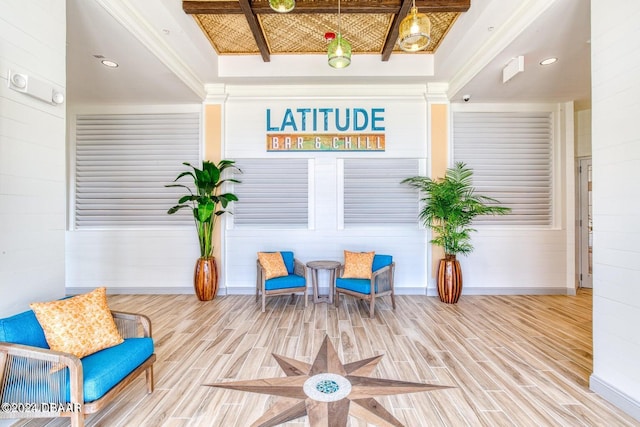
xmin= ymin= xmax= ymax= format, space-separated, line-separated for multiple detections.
xmin=575 ymin=108 xmax=592 ymax=157
xmin=589 ymin=1 xmax=640 ymax=420
xmin=0 ymin=0 xmax=66 ymax=316
xmin=224 ymin=88 xmax=430 ymax=294
xmin=65 ymin=104 xmax=202 ymax=294
xmin=451 ymin=102 xmax=575 ymax=295
xmin=64 ymin=87 xmax=577 ymax=297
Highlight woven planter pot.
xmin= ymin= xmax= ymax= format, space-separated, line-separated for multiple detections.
xmin=194 ymin=257 xmax=218 ymax=301
xmin=437 ymin=255 xmax=462 ymax=304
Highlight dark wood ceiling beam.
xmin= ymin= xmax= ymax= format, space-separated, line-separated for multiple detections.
xmin=237 ymin=0 xmax=271 ymax=62
xmin=183 ymin=0 xmax=470 ymax=15
xmin=381 ymin=0 xmax=413 ymax=61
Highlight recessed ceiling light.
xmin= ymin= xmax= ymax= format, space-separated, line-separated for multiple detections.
xmin=540 ymin=57 xmax=558 ymax=66
xmin=101 ymin=60 xmax=119 ymax=68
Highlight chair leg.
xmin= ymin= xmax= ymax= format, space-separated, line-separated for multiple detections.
xmin=304 ymin=288 xmax=308 ymax=307
xmin=145 ymin=366 xmax=154 ymax=393
xmin=369 ymin=296 xmax=375 ymax=318
xmin=391 ymin=291 xmax=396 ymax=310
xmin=70 ymin=412 xmax=84 ymax=427
xmin=262 ymin=293 xmax=266 ymax=312
xmin=335 ymin=291 xmax=339 ymax=307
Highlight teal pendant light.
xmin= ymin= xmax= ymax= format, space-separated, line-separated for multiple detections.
xmin=327 ymin=0 xmax=351 ymax=68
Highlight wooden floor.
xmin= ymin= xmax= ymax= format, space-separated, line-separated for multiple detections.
xmin=14 ymin=289 xmax=639 ymax=426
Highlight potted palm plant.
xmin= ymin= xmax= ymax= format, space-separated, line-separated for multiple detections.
xmin=166 ymin=160 xmax=241 ymax=301
xmin=402 ymin=162 xmax=510 ymax=303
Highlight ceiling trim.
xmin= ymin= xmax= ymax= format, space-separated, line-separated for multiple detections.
xmin=221 ymin=83 xmax=429 ymax=98
xmin=446 ymin=0 xmax=557 ymax=99
xmin=96 ymin=0 xmax=207 ymax=99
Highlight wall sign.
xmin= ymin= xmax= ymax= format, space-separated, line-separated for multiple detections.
xmin=265 ymin=107 xmax=386 ymax=152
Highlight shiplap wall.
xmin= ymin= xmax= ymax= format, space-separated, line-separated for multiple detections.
xmin=224 ymin=94 xmax=430 ymax=294
xmin=590 ymin=1 xmax=640 ymax=420
xmin=450 ymin=103 xmax=575 ymax=295
xmin=65 ymin=93 xmax=576 ymax=296
xmin=65 ymin=105 xmax=202 ymax=293
xmin=0 ymin=0 xmax=66 ymax=316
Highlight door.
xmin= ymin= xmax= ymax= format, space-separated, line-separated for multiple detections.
xmin=578 ymin=158 xmax=593 ymax=288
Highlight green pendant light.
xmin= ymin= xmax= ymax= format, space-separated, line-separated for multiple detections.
xmin=327 ymin=0 xmax=351 ymax=68
xmin=269 ymin=0 xmax=295 ymax=13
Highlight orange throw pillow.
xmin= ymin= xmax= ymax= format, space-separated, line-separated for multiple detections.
xmin=258 ymin=252 xmax=289 ymax=280
xmin=342 ymin=250 xmax=375 ymax=279
xmin=30 ymin=287 xmax=123 ymax=359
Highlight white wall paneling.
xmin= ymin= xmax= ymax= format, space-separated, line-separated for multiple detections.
xmin=448 ymin=103 xmax=573 ymax=294
xmin=0 ymin=0 xmax=67 ymax=316
xmin=224 ymin=92 xmax=429 ymax=294
xmin=590 ymin=1 xmax=640 ymax=420
xmin=65 ymin=104 xmax=203 ymax=294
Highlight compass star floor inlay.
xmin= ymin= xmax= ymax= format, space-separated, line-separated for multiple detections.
xmin=205 ymin=335 xmax=452 ymax=427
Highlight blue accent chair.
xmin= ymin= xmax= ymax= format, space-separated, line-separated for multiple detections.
xmin=335 ymin=254 xmax=396 ymax=318
xmin=256 ymin=251 xmax=308 ymax=312
xmin=0 ymin=308 xmax=155 ymax=427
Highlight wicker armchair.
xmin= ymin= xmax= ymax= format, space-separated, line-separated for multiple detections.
xmin=256 ymin=251 xmax=308 ymax=312
xmin=0 ymin=310 xmax=156 ymax=427
xmin=335 ymin=254 xmax=396 ymax=318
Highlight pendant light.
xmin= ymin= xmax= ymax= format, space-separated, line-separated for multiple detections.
xmin=327 ymin=0 xmax=351 ymax=68
xmin=269 ymin=0 xmax=295 ymax=13
xmin=397 ymin=0 xmax=431 ymax=52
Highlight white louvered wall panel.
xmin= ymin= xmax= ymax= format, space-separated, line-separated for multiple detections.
xmin=233 ymin=158 xmax=309 ymax=227
xmin=453 ymin=112 xmax=553 ymax=226
xmin=74 ymin=113 xmax=200 ymax=228
xmin=343 ymin=158 xmax=420 ymax=226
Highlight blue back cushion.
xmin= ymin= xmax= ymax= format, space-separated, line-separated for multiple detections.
xmin=372 ymin=254 xmax=393 ymax=271
xmin=280 ymin=251 xmax=295 ymax=274
xmin=0 ymin=310 xmax=48 ymax=348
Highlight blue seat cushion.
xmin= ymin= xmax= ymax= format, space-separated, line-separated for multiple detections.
xmin=81 ymin=337 xmax=154 ymax=402
xmin=0 ymin=310 xmax=48 ymax=348
xmin=265 ymin=274 xmax=305 ymax=291
xmin=1 ymin=338 xmax=154 ymax=403
xmin=336 ymin=278 xmax=376 ymax=294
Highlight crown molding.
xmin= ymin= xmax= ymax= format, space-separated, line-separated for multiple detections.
xmin=95 ymin=0 xmax=206 ymax=100
xmin=223 ymin=84 xmax=429 ymax=99
xmin=446 ymin=0 xmax=556 ymax=99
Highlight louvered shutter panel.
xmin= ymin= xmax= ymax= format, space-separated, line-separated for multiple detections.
xmin=343 ymin=158 xmax=420 ymax=226
xmin=453 ymin=112 xmax=552 ymax=226
xmin=75 ymin=113 xmax=200 ymax=228
xmin=233 ymin=159 xmax=308 ymax=228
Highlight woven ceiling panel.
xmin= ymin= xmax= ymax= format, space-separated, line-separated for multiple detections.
xmin=191 ymin=7 xmax=461 ymax=56
xmin=194 ymin=14 xmax=260 ymax=54
xmin=260 ymin=13 xmax=392 ymax=54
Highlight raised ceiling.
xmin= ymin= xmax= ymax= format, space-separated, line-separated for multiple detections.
xmin=183 ymin=0 xmax=470 ymax=62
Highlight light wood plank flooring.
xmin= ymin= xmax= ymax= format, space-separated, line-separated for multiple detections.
xmin=14 ymin=289 xmax=639 ymax=426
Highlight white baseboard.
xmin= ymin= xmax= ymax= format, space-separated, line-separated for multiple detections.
xmin=425 ymin=287 xmax=573 ymax=297
xmin=590 ymin=374 xmax=640 ymax=422
xmin=68 ymin=286 xmax=573 ymax=297
xmin=66 ymin=287 xmax=195 ymax=295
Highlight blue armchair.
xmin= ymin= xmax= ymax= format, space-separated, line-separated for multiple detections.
xmin=0 ymin=308 xmax=155 ymax=427
xmin=256 ymin=251 xmax=308 ymax=312
xmin=335 ymin=254 xmax=395 ymax=318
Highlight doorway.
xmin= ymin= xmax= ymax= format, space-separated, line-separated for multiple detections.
xmin=578 ymin=157 xmax=593 ymax=288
